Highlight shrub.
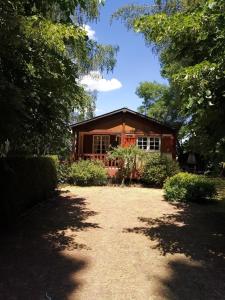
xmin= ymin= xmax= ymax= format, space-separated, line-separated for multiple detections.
xmin=46 ymin=155 xmax=71 ymax=184
xmin=164 ymin=172 xmax=217 ymax=202
xmin=69 ymin=160 xmax=107 ymax=186
xmin=57 ymin=162 xmax=72 ymax=184
xmin=46 ymin=155 xmax=59 ymax=166
xmin=0 ymin=156 xmax=57 ymax=225
xmin=142 ymin=153 xmax=180 ymax=187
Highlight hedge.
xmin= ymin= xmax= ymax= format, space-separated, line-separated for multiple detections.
xmin=164 ymin=172 xmax=217 ymax=203
xmin=0 ymin=157 xmax=57 ymax=224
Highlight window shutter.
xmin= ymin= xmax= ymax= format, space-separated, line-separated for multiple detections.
xmin=124 ymin=135 xmax=136 ymax=148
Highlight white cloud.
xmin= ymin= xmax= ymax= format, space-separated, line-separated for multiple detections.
xmin=83 ymin=25 xmax=96 ymax=40
xmin=80 ymin=71 xmax=122 ymax=92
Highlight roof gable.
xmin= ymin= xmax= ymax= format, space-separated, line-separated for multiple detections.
xmin=71 ymin=107 xmax=175 ymax=132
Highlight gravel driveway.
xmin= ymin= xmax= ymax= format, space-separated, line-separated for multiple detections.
xmin=1 ymin=186 xmax=225 ymax=300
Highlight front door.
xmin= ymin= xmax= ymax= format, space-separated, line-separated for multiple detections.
xmin=93 ymin=135 xmax=110 ymax=154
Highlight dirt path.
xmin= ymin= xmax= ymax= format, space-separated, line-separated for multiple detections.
xmin=68 ymin=187 xmax=176 ymax=300
xmin=1 ymin=187 xmax=225 ymax=300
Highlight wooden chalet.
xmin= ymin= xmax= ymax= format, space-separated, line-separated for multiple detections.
xmin=71 ymin=108 xmax=176 ymax=174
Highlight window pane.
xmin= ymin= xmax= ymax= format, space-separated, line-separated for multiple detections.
xmin=93 ymin=135 xmax=110 ymax=154
xmin=149 ymin=137 xmax=160 ymax=151
xmin=137 ymin=137 xmax=148 ymax=150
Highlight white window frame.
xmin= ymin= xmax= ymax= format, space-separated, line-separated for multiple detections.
xmin=137 ymin=136 xmax=161 ymax=152
xmin=93 ymin=135 xmax=110 ymax=154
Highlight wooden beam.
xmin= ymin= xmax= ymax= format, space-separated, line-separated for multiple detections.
xmin=80 ymin=132 xmax=84 ymax=156
xmin=121 ymin=113 xmax=126 ymax=147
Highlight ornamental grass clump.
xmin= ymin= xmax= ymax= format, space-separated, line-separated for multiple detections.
xmin=108 ymin=145 xmax=146 ymax=185
xmin=164 ymin=172 xmax=217 ymax=203
xmin=69 ymin=160 xmax=107 ymax=186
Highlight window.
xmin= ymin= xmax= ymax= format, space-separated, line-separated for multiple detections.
xmin=137 ymin=137 xmax=148 ymax=150
xmin=149 ymin=137 xmax=160 ymax=151
xmin=93 ymin=135 xmax=110 ymax=154
xmin=137 ymin=137 xmax=161 ymax=151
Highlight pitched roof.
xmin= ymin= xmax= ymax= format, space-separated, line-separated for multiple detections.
xmin=71 ymin=107 xmax=175 ymax=132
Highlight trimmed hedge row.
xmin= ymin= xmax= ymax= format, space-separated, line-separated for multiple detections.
xmin=0 ymin=157 xmax=57 ymax=224
xmin=164 ymin=172 xmax=217 ymax=202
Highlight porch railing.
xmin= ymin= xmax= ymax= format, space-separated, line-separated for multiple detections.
xmin=80 ymin=154 xmax=120 ymax=167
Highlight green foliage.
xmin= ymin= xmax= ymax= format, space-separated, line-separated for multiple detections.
xmin=114 ymin=0 xmax=225 ymax=163
xmin=108 ymin=145 xmax=146 ymax=184
xmin=164 ymin=172 xmax=217 ymax=202
xmin=46 ymin=155 xmax=60 ymax=167
xmin=0 ymin=156 xmax=57 ymax=224
xmin=136 ymin=81 xmax=167 ymax=113
xmin=111 ymin=4 xmax=153 ymax=29
xmin=0 ymin=0 xmax=117 ymax=155
xmin=213 ymin=177 xmax=225 ymax=201
xmin=142 ymin=153 xmax=180 ymax=187
xmin=46 ymin=155 xmax=71 ymax=183
xmin=69 ymin=160 xmax=107 ymax=186
xmin=136 ymin=81 xmax=185 ymax=128
xmin=134 ymin=1 xmax=225 ymax=160
xmin=57 ymin=162 xmax=72 ymax=184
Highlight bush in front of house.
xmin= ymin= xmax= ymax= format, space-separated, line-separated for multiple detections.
xmin=46 ymin=155 xmax=72 ymax=184
xmin=0 ymin=156 xmax=57 ymax=225
xmin=141 ymin=153 xmax=180 ymax=187
xmin=69 ymin=160 xmax=107 ymax=186
xmin=164 ymin=172 xmax=217 ymax=202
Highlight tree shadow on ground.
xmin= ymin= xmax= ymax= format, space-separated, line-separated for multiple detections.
xmin=0 ymin=192 xmax=100 ymax=300
xmin=125 ymin=201 xmax=225 ymax=299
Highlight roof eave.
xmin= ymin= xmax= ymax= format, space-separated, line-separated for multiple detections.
xmin=70 ymin=107 xmax=175 ymax=132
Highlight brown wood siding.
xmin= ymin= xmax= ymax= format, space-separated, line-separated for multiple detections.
xmin=161 ymin=136 xmax=173 ymax=154
xmin=74 ymin=112 xmax=123 ymax=133
xmin=74 ymin=112 xmax=173 ymax=135
xmin=72 ymin=110 xmax=176 ymax=160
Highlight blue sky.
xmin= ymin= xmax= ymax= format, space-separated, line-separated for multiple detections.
xmin=82 ymin=0 xmax=166 ymax=115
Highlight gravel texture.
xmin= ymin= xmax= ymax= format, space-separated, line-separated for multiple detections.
xmin=1 ymin=186 xmax=225 ymax=300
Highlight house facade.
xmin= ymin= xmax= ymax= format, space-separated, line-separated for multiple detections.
xmin=71 ymin=108 xmax=176 ymax=166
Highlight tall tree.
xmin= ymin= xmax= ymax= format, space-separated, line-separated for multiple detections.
xmin=113 ymin=0 xmax=225 ymax=161
xmin=136 ymin=81 xmax=168 ymax=115
xmin=136 ymin=81 xmax=185 ymax=128
xmin=0 ymin=0 xmax=118 ymax=155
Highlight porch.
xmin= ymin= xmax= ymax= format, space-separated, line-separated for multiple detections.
xmin=80 ymin=153 xmax=120 ymax=168
xmin=73 ymin=133 xmax=138 ymax=178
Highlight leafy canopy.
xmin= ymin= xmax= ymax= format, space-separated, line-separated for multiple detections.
xmin=113 ymin=0 xmax=225 ymax=161
xmin=0 ymin=0 xmax=118 ymax=155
